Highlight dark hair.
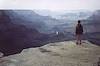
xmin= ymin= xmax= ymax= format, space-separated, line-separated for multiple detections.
xmin=78 ymin=20 xmax=81 ymax=23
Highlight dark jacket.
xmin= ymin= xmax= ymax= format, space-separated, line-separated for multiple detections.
xmin=76 ymin=24 xmax=83 ymax=35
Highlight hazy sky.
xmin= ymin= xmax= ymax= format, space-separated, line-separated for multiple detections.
xmin=0 ymin=0 xmax=100 ymax=11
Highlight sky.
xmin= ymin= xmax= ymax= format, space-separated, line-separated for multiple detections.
xmin=0 ymin=0 xmax=100 ymax=11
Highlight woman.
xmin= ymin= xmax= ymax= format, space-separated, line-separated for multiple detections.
xmin=75 ymin=20 xmax=83 ymax=45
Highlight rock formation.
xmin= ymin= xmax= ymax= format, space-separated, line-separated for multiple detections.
xmin=0 ymin=40 xmax=100 ymax=66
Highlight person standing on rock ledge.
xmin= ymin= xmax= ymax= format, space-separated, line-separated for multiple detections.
xmin=75 ymin=20 xmax=83 ymax=45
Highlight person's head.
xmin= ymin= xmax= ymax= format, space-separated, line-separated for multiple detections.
xmin=78 ymin=20 xmax=81 ymax=24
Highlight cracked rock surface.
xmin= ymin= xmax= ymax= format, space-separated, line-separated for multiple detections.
xmin=0 ymin=40 xmax=100 ymax=66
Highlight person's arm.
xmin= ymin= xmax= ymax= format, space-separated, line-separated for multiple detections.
xmin=75 ymin=26 xmax=77 ymax=35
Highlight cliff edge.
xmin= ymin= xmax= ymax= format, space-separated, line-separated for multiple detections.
xmin=0 ymin=40 xmax=100 ymax=66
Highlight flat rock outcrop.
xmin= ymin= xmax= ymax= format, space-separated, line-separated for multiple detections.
xmin=0 ymin=40 xmax=100 ymax=66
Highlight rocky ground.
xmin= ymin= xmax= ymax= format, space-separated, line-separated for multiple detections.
xmin=0 ymin=40 xmax=100 ymax=66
